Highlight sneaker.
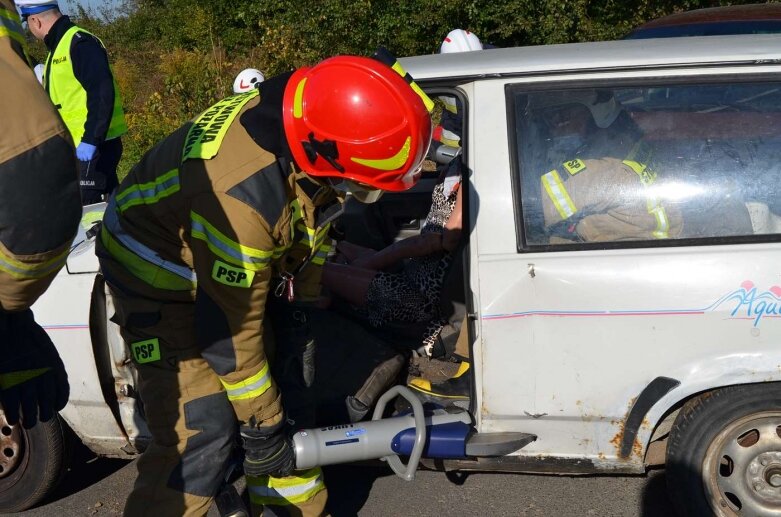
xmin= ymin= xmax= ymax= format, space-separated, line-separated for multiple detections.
xmin=407 ymin=361 xmax=471 ymax=406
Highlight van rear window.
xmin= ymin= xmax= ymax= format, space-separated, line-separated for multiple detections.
xmin=512 ymin=82 xmax=781 ymax=248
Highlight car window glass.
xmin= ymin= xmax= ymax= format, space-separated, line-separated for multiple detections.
xmin=513 ymin=82 xmax=781 ymax=247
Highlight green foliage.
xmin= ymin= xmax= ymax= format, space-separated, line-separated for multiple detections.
xmin=59 ymin=0 xmax=775 ymax=180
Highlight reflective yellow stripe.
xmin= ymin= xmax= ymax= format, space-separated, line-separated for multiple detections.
xmin=437 ymin=128 xmax=460 ymax=148
xmin=622 ymin=159 xmax=657 ymax=187
xmin=351 ymin=136 xmax=411 ymax=171
xmin=220 ymin=363 xmax=271 ymax=401
xmin=0 ymin=246 xmax=69 ymax=280
xmin=115 ymin=169 xmax=180 ymax=212
xmin=623 ymin=156 xmax=670 ymax=240
xmin=190 ymin=212 xmax=273 ymax=271
xmin=247 ymin=468 xmax=325 ymax=505
xmin=391 ymin=61 xmax=435 ymax=113
xmin=440 ymin=95 xmax=458 ymax=114
xmin=0 ymin=8 xmax=25 ymax=45
xmin=649 ymin=205 xmax=670 ymax=239
xmin=182 ymin=90 xmax=258 ymax=161
xmin=542 ymin=170 xmax=577 ymax=221
xmin=101 ymin=224 xmax=196 ymax=291
xmin=293 ymin=77 xmax=307 ymax=119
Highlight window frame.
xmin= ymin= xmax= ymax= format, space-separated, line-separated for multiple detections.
xmin=505 ymin=72 xmax=781 ymax=254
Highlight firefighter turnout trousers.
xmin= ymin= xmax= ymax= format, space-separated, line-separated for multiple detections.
xmin=97 ymin=79 xmax=334 ymax=516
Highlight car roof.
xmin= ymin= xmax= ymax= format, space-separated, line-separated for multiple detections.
xmin=399 ymin=34 xmax=781 ymax=82
xmin=637 ymin=3 xmax=781 ymax=29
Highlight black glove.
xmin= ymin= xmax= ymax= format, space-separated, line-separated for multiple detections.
xmin=240 ymin=419 xmax=296 ymax=478
xmin=0 ymin=309 xmax=69 ymax=428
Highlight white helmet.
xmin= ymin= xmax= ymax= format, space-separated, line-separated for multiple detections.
xmin=33 ymin=63 xmax=44 ymax=84
xmin=233 ymin=68 xmax=265 ymax=94
xmin=440 ymin=29 xmax=483 ymax=54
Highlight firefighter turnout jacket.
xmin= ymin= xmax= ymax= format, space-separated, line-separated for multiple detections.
xmin=96 ymin=74 xmax=337 ymax=427
xmin=541 ymin=143 xmax=683 ymax=242
xmin=0 ymin=0 xmax=80 ymax=311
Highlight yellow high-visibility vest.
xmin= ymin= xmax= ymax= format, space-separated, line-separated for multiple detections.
xmin=44 ymin=25 xmax=126 ymax=144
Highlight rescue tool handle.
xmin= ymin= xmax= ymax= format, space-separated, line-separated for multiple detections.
xmin=371 ymin=385 xmax=426 ymax=481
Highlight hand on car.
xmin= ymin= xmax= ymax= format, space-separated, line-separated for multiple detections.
xmin=0 ymin=309 xmax=70 ymax=428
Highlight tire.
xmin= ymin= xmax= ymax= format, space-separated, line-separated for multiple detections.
xmin=0 ymin=412 xmax=69 ymax=512
xmin=666 ymin=383 xmax=781 ymax=517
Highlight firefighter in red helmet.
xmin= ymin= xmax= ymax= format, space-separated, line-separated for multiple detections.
xmin=96 ymin=52 xmax=432 ymax=517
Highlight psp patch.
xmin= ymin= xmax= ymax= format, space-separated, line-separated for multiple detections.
xmin=212 ymin=260 xmax=255 ymax=288
xmin=131 ymin=338 xmax=161 ymax=364
xmin=563 ymin=159 xmax=586 ymax=175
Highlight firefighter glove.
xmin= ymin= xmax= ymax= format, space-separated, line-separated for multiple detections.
xmin=240 ymin=419 xmax=296 ymax=478
xmin=0 ymin=309 xmax=69 ymax=428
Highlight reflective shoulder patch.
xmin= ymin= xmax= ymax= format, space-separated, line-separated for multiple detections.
xmin=131 ymin=338 xmax=161 ymax=364
xmin=182 ymin=90 xmax=259 ymax=162
xmin=562 ymin=159 xmax=586 ymax=176
xmin=212 ymin=260 xmax=255 ymax=288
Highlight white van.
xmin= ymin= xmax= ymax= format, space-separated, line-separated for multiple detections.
xmin=17 ymin=34 xmax=781 ymax=516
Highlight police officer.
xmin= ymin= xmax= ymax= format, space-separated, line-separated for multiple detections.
xmin=96 ymin=54 xmax=432 ymax=516
xmin=0 ymin=0 xmax=80 ymax=430
xmin=16 ymin=0 xmax=127 ymax=205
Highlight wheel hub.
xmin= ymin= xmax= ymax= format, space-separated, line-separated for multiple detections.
xmin=703 ymin=413 xmax=781 ymax=516
xmin=747 ymin=452 xmax=781 ymax=504
xmin=0 ymin=413 xmax=22 ymax=479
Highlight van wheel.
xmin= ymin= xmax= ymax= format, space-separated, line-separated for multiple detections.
xmin=0 ymin=411 xmax=68 ymax=512
xmin=666 ymin=383 xmax=781 ymax=516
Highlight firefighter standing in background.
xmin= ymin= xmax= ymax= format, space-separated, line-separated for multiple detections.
xmin=0 ymin=0 xmax=80 ymax=429
xmin=96 ymin=52 xmax=433 ymax=516
xmin=16 ymin=0 xmax=127 ymax=205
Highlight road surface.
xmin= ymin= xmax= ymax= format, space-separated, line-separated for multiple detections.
xmin=19 ymin=443 xmax=676 ymax=516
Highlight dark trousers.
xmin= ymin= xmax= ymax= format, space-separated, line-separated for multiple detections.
xmin=80 ymin=137 xmax=123 ymax=205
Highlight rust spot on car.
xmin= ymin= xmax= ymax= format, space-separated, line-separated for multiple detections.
xmin=611 ymin=397 xmax=643 ymax=460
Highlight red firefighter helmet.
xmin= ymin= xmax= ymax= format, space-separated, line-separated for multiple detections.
xmin=282 ymin=56 xmax=433 ymax=195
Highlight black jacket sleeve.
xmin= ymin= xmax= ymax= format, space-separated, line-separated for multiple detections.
xmin=70 ymin=32 xmax=115 ymax=145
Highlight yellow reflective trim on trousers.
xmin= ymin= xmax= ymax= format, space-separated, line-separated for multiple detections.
xmin=115 ymin=169 xmax=180 ymax=212
xmin=351 ymin=136 xmax=411 ymax=171
xmin=190 ymin=212 xmax=273 ymax=271
xmin=220 ymin=363 xmax=271 ymax=401
xmin=542 ymin=170 xmax=577 ymax=221
xmin=100 ymin=224 xmax=195 ymax=291
xmin=247 ymin=468 xmax=325 ymax=505
xmin=293 ymin=77 xmax=307 ymax=119
xmin=0 ymin=246 xmax=69 ymax=280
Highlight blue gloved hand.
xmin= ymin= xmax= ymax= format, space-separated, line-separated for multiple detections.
xmin=76 ymin=142 xmax=97 ymax=162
